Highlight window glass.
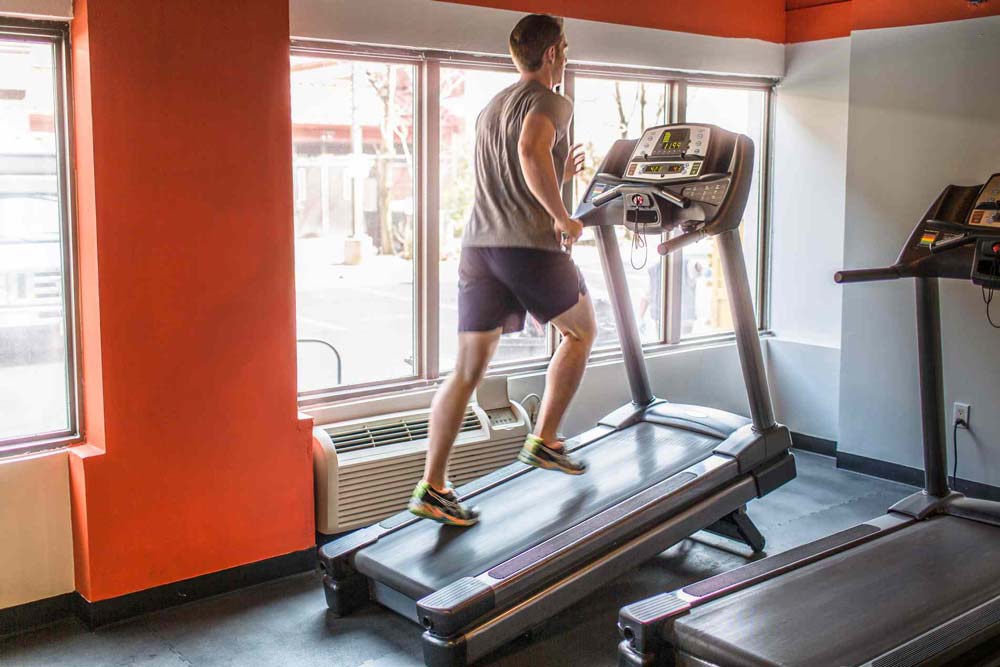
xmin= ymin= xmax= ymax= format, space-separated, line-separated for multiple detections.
xmin=437 ymin=67 xmax=546 ymax=371
xmin=290 ymin=56 xmax=417 ymax=389
xmin=0 ymin=37 xmax=71 ymax=441
xmin=573 ymin=78 xmax=669 ymax=348
xmin=681 ymin=86 xmax=766 ymax=337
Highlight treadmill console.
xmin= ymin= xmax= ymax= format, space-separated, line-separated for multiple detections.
xmin=575 ymin=123 xmax=750 ymax=241
xmin=970 ymin=174 xmax=1000 ymax=288
xmin=624 ymin=125 xmax=711 ymax=182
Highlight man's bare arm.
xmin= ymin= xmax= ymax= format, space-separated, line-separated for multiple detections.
xmin=518 ymin=110 xmax=583 ymax=246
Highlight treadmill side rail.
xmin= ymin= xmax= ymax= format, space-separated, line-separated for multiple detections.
xmin=713 ymin=423 xmax=792 ymax=474
xmin=417 ymin=456 xmax=742 ymax=639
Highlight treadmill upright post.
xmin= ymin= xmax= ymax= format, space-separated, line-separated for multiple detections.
xmin=716 ymin=228 xmax=776 ymax=432
xmin=595 ymin=223 xmax=655 ymax=407
xmin=915 ymin=276 xmax=950 ymax=498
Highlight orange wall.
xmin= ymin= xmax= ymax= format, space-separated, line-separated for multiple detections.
xmin=69 ymin=0 xmax=314 ymax=601
xmin=438 ymin=0 xmax=788 ymax=43
xmin=787 ymin=0 xmax=1000 ymax=43
xmin=786 ymin=2 xmax=853 ymax=43
xmin=854 ymin=0 xmax=1000 ymax=31
xmin=440 ymin=0 xmax=1000 ymax=45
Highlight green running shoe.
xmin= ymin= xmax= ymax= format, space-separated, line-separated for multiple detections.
xmin=408 ymin=481 xmax=480 ymax=527
xmin=517 ymin=435 xmax=588 ymax=475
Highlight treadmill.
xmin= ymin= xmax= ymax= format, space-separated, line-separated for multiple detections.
xmin=617 ymin=174 xmax=1000 ymax=667
xmin=318 ymin=123 xmax=795 ymax=667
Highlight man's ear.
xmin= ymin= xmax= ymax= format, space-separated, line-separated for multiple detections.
xmin=544 ymin=44 xmax=557 ymax=64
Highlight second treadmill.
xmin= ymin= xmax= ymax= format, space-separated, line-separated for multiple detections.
xmin=319 ymin=124 xmax=795 ymax=667
xmin=617 ymin=173 xmax=1000 ymax=667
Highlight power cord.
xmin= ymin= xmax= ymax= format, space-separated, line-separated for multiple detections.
xmin=983 ymin=257 xmax=1000 ymax=328
xmin=520 ymin=393 xmax=542 ymax=428
xmin=952 ymin=416 xmax=969 ymax=491
xmin=631 ymin=226 xmax=649 ymax=270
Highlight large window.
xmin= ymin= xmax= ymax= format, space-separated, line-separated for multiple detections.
xmin=0 ymin=23 xmax=75 ymax=452
xmin=438 ymin=66 xmax=535 ymax=372
xmin=290 ymin=45 xmax=773 ymax=399
xmin=573 ymin=77 xmax=669 ymax=349
xmin=680 ymin=86 xmax=767 ymax=337
xmin=291 ymin=56 xmax=417 ymax=390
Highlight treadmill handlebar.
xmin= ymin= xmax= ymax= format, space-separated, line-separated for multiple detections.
xmin=591 ymin=184 xmax=624 ymax=207
xmin=592 ymin=184 xmax=692 ymax=209
xmin=658 ymin=229 xmax=708 ymax=256
xmin=834 ymin=266 xmax=902 ymax=284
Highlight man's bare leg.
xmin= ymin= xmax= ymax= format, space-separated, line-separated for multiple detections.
xmin=534 ymin=293 xmax=597 ymax=447
xmin=422 ymin=328 xmax=502 ymax=490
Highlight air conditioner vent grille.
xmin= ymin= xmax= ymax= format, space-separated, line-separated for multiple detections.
xmin=327 ymin=409 xmax=480 ymax=453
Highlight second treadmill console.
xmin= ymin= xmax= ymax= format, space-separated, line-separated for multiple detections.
xmin=970 ymin=174 xmax=1000 ymax=288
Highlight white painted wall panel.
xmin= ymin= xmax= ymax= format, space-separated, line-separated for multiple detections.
xmin=0 ymin=451 xmax=74 ymax=609
xmin=769 ymin=38 xmax=850 ymax=348
xmin=839 ymin=17 xmax=1000 ymax=485
xmin=0 ymin=0 xmax=71 ymax=19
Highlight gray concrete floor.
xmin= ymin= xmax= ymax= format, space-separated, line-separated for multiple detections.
xmin=1 ymin=451 xmax=915 ymax=667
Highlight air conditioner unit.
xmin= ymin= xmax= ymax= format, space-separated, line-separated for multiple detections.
xmin=313 ymin=377 xmax=531 ymax=535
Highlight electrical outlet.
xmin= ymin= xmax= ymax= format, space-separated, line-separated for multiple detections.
xmin=953 ymin=402 xmax=971 ymax=428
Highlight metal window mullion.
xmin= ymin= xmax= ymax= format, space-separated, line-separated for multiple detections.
xmin=419 ymin=60 xmax=441 ymax=380
xmin=663 ymin=80 xmax=686 ymax=345
xmin=53 ymin=24 xmax=80 ymax=440
xmin=757 ymin=87 xmax=775 ymax=331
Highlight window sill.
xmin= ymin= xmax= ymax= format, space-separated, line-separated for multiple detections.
xmin=0 ymin=432 xmax=82 ymax=461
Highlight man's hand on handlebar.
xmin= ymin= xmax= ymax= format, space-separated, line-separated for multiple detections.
xmin=555 ymin=216 xmax=584 ymax=252
xmin=563 ymin=143 xmax=586 ymax=185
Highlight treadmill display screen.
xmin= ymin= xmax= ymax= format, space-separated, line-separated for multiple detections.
xmin=651 ymin=129 xmax=690 ymax=157
xmin=643 ymin=164 xmax=684 ymax=175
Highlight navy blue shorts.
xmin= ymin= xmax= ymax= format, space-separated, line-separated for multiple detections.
xmin=458 ymin=247 xmax=588 ymax=334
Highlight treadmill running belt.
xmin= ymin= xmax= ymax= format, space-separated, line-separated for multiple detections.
xmin=354 ymin=423 xmax=720 ymax=599
xmin=673 ymin=516 xmax=1000 ymax=667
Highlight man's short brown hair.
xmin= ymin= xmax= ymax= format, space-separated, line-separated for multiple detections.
xmin=508 ymin=14 xmax=564 ymax=73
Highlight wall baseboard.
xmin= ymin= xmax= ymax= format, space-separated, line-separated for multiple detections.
xmin=837 ymin=452 xmax=1000 ymax=502
xmin=790 ymin=432 xmax=837 ymax=457
xmin=0 ymin=592 xmax=75 ymax=637
xmin=1 ymin=547 xmax=316 ymax=637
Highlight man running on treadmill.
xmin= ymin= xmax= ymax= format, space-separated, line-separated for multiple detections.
xmin=409 ymin=14 xmax=596 ymax=527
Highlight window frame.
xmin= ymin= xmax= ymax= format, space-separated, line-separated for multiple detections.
xmin=291 ymin=49 xmax=424 ymax=399
xmin=290 ymin=40 xmax=776 ymax=407
xmin=676 ymin=81 xmax=774 ymax=340
xmin=0 ymin=19 xmax=80 ymax=457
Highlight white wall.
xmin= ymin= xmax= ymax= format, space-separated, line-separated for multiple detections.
xmin=0 ymin=451 xmax=75 ymax=608
xmin=764 ymin=38 xmax=851 ymax=443
xmin=522 ymin=343 xmax=751 ymax=437
xmin=290 ymin=0 xmax=785 ymax=78
xmin=770 ymin=38 xmax=850 ymax=346
xmin=766 ymin=339 xmax=839 ymax=440
xmin=0 ymin=0 xmax=70 ymax=19
xmin=839 ymin=16 xmax=1000 ymax=485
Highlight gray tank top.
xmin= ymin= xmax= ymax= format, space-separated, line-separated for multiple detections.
xmin=462 ymin=79 xmax=573 ymax=251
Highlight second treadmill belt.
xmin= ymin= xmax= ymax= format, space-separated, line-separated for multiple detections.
xmin=355 ymin=422 xmax=722 ymax=599
xmin=673 ymin=515 xmax=1000 ymax=667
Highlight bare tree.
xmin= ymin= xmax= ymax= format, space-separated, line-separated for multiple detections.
xmin=366 ymin=65 xmax=414 ymax=256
